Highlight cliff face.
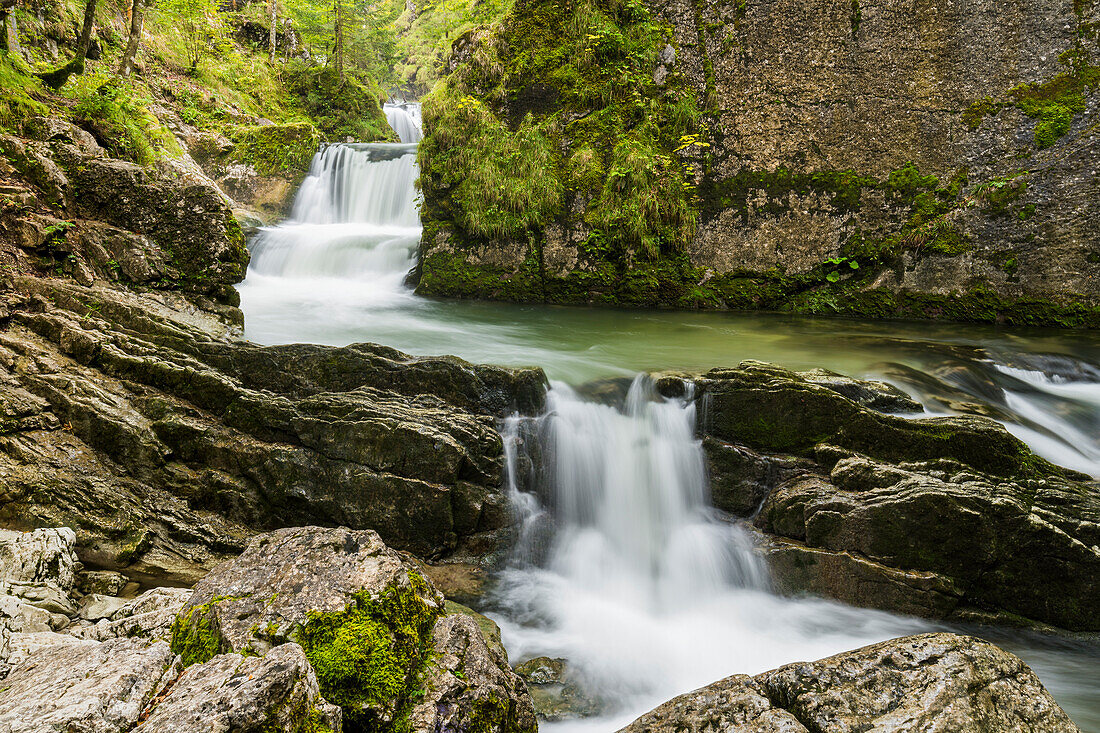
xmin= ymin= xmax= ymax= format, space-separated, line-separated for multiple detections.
xmin=417 ymin=0 xmax=1100 ymax=326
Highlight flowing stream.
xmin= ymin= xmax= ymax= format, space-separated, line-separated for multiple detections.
xmin=238 ymin=103 xmax=1100 ymax=731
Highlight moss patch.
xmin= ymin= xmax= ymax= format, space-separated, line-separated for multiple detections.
xmin=230 ymin=122 xmax=321 ymax=177
xmin=296 ymin=575 xmax=442 ymax=733
xmin=170 ymin=597 xmax=232 ymax=667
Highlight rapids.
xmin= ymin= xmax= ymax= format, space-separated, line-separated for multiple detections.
xmin=237 ymin=102 xmax=1100 ymax=731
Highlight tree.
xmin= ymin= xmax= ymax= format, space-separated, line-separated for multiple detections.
xmin=164 ymin=0 xmax=221 ymax=72
xmin=268 ymin=0 xmax=276 ymax=62
xmin=37 ymin=0 xmax=97 ymax=88
xmin=118 ymin=0 xmax=146 ymax=75
xmin=333 ymin=0 xmax=345 ymax=78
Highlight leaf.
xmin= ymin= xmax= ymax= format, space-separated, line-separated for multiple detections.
xmin=848 ymin=260 xmax=859 ymax=269
xmin=826 ymin=271 xmax=840 ymax=283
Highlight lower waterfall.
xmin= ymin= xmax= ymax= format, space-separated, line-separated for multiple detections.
xmin=491 ymin=377 xmax=930 ymax=730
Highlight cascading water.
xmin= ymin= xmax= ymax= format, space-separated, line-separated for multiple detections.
xmin=491 ymin=377 xmax=932 ymax=730
xmin=239 ymin=103 xmax=424 ymax=318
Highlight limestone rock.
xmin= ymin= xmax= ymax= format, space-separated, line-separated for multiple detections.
xmin=618 ymin=633 xmax=1081 ymax=733
xmin=0 ymin=637 xmax=176 ymax=731
xmin=408 ymin=614 xmax=538 ymax=733
xmin=78 ymin=593 xmax=128 ymax=621
xmin=171 ymin=526 xmax=535 ymax=733
xmin=78 ymin=570 xmax=127 ymax=596
xmin=0 ymin=527 xmax=78 ymax=615
xmin=73 ymin=587 xmax=190 ymax=642
xmin=137 ymin=644 xmax=342 ymax=733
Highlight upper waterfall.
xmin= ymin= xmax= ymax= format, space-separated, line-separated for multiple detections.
xmin=243 ymin=102 xmax=423 ymax=286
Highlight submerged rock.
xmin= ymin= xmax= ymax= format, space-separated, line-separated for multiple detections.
xmin=618 ymin=633 xmax=1081 ymax=733
xmin=514 ymin=656 xmax=602 ymax=722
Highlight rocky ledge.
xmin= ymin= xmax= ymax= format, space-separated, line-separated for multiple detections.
xmin=618 ymin=632 xmax=1081 ymax=733
xmin=655 ymin=362 xmax=1100 ymax=631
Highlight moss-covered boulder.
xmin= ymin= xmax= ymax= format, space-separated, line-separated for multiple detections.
xmin=171 ymin=526 xmax=535 ymax=733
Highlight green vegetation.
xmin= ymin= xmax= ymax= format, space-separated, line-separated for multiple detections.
xmin=421 ymin=0 xmax=705 ymax=280
xmin=170 ymin=598 xmax=228 ymax=667
xmin=297 ymin=577 xmax=441 ymax=733
xmin=67 ymin=73 xmax=180 ymax=164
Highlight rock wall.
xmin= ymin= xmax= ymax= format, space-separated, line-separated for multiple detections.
xmin=417 ymin=0 xmax=1100 ymax=327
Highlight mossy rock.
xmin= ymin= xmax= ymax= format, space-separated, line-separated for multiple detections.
xmin=230 ymin=122 xmax=321 ymax=178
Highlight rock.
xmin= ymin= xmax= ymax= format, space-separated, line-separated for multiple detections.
xmin=0 ymin=527 xmax=78 ymax=615
xmin=0 ymin=276 xmax=546 ymax=579
xmin=444 ymin=600 xmax=507 ymax=661
xmin=514 ymin=656 xmax=602 ymax=721
xmin=5 ymin=629 xmax=89 ymax=669
xmin=137 ymin=644 xmax=342 ymax=733
xmin=0 ymin=594 xmax=54 ymax=634
xmin=418 ymin=0 xmax=1100 ymax=329
xmin=0 ymin=637 xmax=176 ymax=731
xmin=171 ymin=526 xmax=535 ymax=733
xmin=408 ymin=614 xmax=537 ymax=733
xmin=617 ymin=633 xmax=1081 ymax=733
xmin=78 ymin=593 xmax=128 ymax=621
xmin=755 ymin=456 xmax=1100 ymax=630
xmin=78 ymin=569 xmax=127 ymax=596
xmin=796 ymin=368 xmax=922 ymax=413
xmin=71 ymin=587 xmax=190 ymax=642
xmin=0 ymin=527 xmax=77 ymax=593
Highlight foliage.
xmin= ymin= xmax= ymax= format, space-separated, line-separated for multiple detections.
xmin=297 ymin=578 xmax=441 ymax=732
xmin=66 ymin=73 xmax=180 ymax=164
xmin=161 ymin=0 xmax=227 ymax=71
xmin=281 ymin=60 xmax=395 ymax=141
xmin=393 ymin=0 xmax=515 ymax=88
xmin=0 ymin=51 xmax=47 ymax=131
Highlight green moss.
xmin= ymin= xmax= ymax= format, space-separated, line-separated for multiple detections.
xmin=231 ymin=122 xmax=321 ymax=177
xmin=170 ymin=597 xmax=232 ymax=667
xmin=961 ymin=96 xmax=1003 ymax=130
xmin=1008 ymin=59 xmax=1098 ymax=148
xmin=0 ymin=52 xmax=48 ymax=132
xmin=296 ymin=575 xmax=442 ymax=733
xmin=281 ymin=61 xmax=394 ymax=142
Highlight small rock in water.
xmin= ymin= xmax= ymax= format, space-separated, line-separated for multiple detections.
xmin=515 ymin=655 xmax=603 ymax=721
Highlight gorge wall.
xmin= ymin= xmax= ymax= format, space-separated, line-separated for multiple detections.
xmin=417 ymin=0 xmax=1100 ymax=327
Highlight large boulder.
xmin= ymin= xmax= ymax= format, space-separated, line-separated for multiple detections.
xmin=618 ymin=633 xmax=1081 ymax=733
xmin=661 ymin=362 xmax=1100 ymax=631
xmin=170 ymin=526 xmax=535 ymax=733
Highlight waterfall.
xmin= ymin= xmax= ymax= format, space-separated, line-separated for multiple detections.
xmin=384 ymin=102 xmax=423 ymax=144
xmin=493 ymin=377 xmax=928 ymax=730
xmin=241 ymin=104 xmax=423 ymax=311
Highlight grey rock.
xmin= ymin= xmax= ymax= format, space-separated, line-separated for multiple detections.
xmin=0 ymin=527 xmax=77 ymax=593
xmin=137 ymin=644 xmax=342 ymax=733
xmin=0 ymin=637 xmax=176 ymax=732
xmin=78 ymin=570 xmax=127 ymax=597
xmin=176 ymin=526 xmax=444 ymax=655
xmin=618 ymin=633 xmax=1080 ymax=733
xmin=78 ymin=593 xmax=128 ymax=621
xmin=408 ymin=614 xmax=538 ymax=733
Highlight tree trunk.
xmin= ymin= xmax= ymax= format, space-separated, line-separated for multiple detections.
xmin=37 ymin=0 xmax=96 ymax=88
xmin=0 ymin=0 xmax=18 ymax=54
xmin=333 ymin=0 xmax=343 ymax=79
xmin=267 ymin=0 xmax=275 ymax=62
xmin=118 ymin=0 xmax=143 ymax=75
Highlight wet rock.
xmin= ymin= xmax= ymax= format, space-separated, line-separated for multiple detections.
xmin=0 ymin=277 xmax=546 ymax=577
xmin=137 ymin=643 xmax=342 ymax=733
xmin=0 ymin=637 xmax=176 ymax=731
xmin=756 ymin=456 xmax=1100 ymax=630
xmin=796 ymin=368 xmax=922 ymax=413
xmin=515 ymin=656 xmax=602 ymax=722
xmin=618 ymin=633 xmax=1080 ymax=733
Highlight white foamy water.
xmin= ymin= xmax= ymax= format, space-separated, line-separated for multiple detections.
xmin=492 ymin=378 xmax=932 ymax=730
